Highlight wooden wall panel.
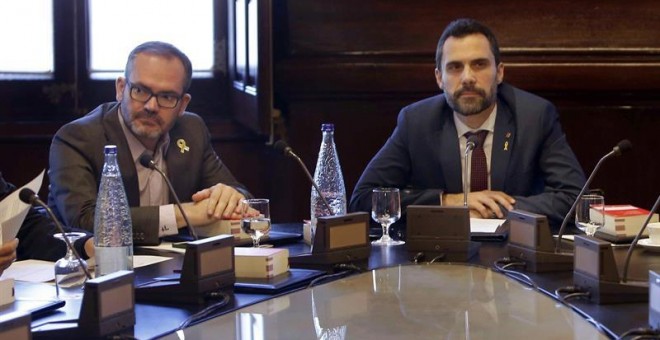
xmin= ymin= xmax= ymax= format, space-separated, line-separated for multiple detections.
xmin=0 ymin=139 xmax=52 ymax=199
xmin=284 ymin=0 xmax=660 ymax=54
xmin=558 ymin=103 xmax=659 ymax=207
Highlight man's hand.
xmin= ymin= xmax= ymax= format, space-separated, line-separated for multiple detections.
xmin=0 ymin=239 xmax=18 ymax=275
xmin=84 ymin=238 xmax=95 ymax=259
xmin=177 ymin=197 xmax=241 ymax=228
xmin=191 ymin=184 xmax=246 ymax=220
xmin=444 ymin=191 xmax=515 ymax=219
xmin=177 ymin=198 xmax=217 ymax=227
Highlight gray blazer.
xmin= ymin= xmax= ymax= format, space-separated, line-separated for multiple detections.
xmin=48 ymin=102 xmax=251 ymax=245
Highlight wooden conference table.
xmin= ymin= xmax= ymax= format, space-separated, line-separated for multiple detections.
xmin=23 ymin=224 xmax=658 ymax=339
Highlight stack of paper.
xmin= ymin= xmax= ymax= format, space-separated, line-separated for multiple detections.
xmin=234 ymin=247 xmax=289 ymax=279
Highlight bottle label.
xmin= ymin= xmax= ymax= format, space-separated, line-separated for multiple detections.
xmin=94 ymin=246 xmax=133 ymax=277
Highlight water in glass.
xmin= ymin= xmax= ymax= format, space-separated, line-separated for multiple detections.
xmin=241 ymin=199 xmax=271 ymax=247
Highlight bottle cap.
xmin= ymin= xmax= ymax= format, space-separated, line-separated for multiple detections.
xmin=104 ymin=145 xmax=118 ymax=155
xmin=321 ymin=123 xmax=334 ymax=132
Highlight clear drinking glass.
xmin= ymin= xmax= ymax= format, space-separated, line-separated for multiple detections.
xmin=371 ymin=188 xmax=404 ymax=246
xmin=241 ymin=199 xmax=272 ymax=247
xmin=575 ymin=194 xmax=605 ymax=237
xmin=53 ymin=232 xmax=88 ymax=299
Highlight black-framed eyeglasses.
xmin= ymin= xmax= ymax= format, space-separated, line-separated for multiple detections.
xmin=127 ymin=82 xmax=183 ymax=109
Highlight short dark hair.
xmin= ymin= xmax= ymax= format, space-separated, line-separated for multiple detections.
xmin=124 ymin=41 xmax=193 ymax=92
xmin=435 ymin=18 xmax=501 ymax=69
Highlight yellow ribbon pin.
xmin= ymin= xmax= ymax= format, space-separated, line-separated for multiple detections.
xmin=177 ymin=139 xmax=190 ymax=153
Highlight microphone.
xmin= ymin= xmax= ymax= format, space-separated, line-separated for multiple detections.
xmin=273 ymin=140 xmax=332 ymax=215
xmin=622 ymin=194 xmax=660 ymax=283
xmin=463 ymin=134 xmax=480 ymax=207
xmin=19 ymin=188 xmax=92 ymax=280
xmin=555 ymin=139 xmax=632 ymax=252
xmin=275 ymin=140 xmax=370 ymax=271
xmin=138 ymin=153 xmax=198 ymax=240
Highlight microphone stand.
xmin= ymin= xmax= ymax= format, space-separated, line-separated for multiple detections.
xmin=139 ymin=154 xmax=198 ymax=240
xmin=284 ymin=148 xmax=333 ymax=215
xmin=555 ymin=146 xmax=624 ymax=253
xmin=274 ymin=140 xmax=333 ymax=215
xmin=147 ymin=160 xmax=198 ymax=240
xmin=19 ymin=189 xmax=92 ymax=280
xmin=621 ymin=194 xmax=660 ymax=282
xmin=464 ymin=140 xmax=476 ymax=207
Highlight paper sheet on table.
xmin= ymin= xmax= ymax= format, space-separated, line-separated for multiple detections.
xmin=139 ymin=242 xmax=186 ymax=255
xmin=0 ymin=255 xmax=172 ymax=283
xmin=86 ymin=255 xmax=173 ymax=269
xmin=554 ymin=234 xmax=575 ymax=241
xmin=470 ymin=218 xmax=505 ymax=233
xmin=0 ymin=170 xmax=45 ymax=244
xmin=133 ymin=255 xmax=172 ymax=268
xmin=0 ymin=259 xmax=54 ymax=283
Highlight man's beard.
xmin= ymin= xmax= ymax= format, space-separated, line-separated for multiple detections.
xmin=446 ymin=85 xmax=497 ymax=116
xmin=129 ymin=120 xmax=162 ymax=139
xmin=121 ymin=104 xmax=163 ymax=139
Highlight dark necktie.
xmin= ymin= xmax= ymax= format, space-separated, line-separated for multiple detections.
xmin=465 ymin=130 xmax=489 ymax=192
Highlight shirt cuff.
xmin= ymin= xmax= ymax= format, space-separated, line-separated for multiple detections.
xmin=158 ymin=204 xmax=178 ymax=237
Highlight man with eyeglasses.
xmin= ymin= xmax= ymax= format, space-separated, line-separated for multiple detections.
xmin=48 ymin=41 xmax=252 ymax=245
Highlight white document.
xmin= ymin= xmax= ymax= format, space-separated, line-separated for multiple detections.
xmin=138 ymin=242 xmax=187 ymax=255
xmin=0 ymin=255 xmax=172 ymax=284
xmin=133 ymin=255 xmax=172 ymax=268
xmin=84 ymin=255 xmax=172 ymax=271
xmin=0 ymin=170 xmax=45 ymax=244
xmin=554 ymin=234 xmax=575 ymax=242
xmin=470 ymin=218 xmax=505 ymax=233
xmin=0 ymin=259 xmax=54 ymax=283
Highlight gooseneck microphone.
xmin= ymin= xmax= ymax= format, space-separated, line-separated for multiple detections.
xmin=19 ymin=188 xmax=92 ymax=280
xmin=274 ymin=140 xmax=333 ymax=215
xmin=463 ymin=134 xmax=480 ymax=207
xmin=139 ymin=154 xmax=198 ymax=240
xmin=622 ymin=194 xmax=660 ymax=283
xmin=555 ymin=139 xmax=633 ymax=252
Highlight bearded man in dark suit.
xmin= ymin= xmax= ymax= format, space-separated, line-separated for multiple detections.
xmin=350 ymin=19 xmax=585 ymax=232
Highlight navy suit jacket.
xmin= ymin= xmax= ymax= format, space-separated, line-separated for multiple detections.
xmin=349 ymin=83 xmax=585 ymax=230
xmin=48 ymin=102 xmax=251 ymax=245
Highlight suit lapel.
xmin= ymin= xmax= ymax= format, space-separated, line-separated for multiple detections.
xmin=165 ymin=126 xmax=188 ymax=201
xmin=102 ymin=106 xmax=140 ymax=207
xmin=436 ymin=107 xmax=463 ymax=193
xmin=490 ymin=104 xmax=515 ymax=191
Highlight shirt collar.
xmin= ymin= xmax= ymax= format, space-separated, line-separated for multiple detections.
xmin=117 ymin=109 xmax=170 ymax=166
xmin=453 ymin=104 xmax=497 ymax=138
